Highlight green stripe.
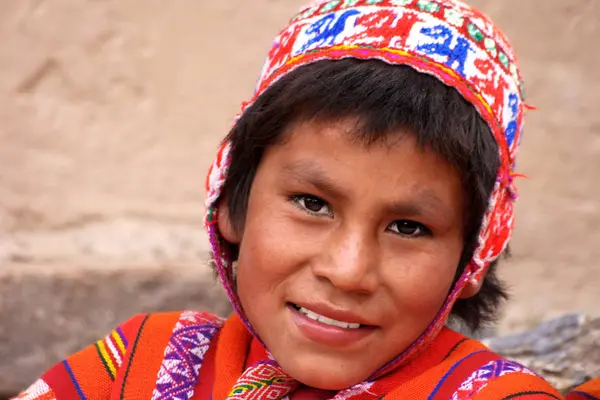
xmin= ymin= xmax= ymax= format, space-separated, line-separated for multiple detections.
xmin=442 ymin=338 xmax=469 ymax=361
xmin=94 ymin=341 xmax=116 ymax=381
xmin=501 ymin=391 xmax=561 ymax=399
xmin=120 ymin=314 xmax=150 ymax=400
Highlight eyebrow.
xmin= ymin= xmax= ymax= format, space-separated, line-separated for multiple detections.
xmin=384 ymin=190 xmax=452 ymax=224
xmin=282 ymin=160 xmax=348 ymax=201
xmin=281 ymin=160 xmax=453 ymax=223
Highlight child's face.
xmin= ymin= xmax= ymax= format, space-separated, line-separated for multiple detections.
xmin=219 ymin=118 xmax=465 ymax=390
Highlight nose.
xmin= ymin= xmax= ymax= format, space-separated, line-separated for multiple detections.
xmin=311 ymin=223 xmax=379 ymax=294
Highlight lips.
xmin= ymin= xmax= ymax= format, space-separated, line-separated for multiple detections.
xmin=288 ymin=303 xmax=377 ymax=348
xmin=289 ymin=302 xmax=375 ymax=327
xmin=292 ymin=304 xmax=362 ymax=329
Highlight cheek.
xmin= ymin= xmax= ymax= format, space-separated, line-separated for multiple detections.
xmin=235 ymin=226 xmax=288 ymax=331
xmin=237 ymin=190 xmax=328 ymax=282
xmin=239 ymin=217 xmax=298 ymax=277
xmin=235 ymin=202 xmax=309 ymax=308
xmin=382 ymin=244 xmax=460 ymax=317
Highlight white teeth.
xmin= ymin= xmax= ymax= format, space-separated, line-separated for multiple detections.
xmin=297 ymin=306 xmax=361 ymax=329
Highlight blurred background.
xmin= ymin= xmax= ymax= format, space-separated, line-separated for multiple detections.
xmin=1 ymin=0 xmax=598 ymax=396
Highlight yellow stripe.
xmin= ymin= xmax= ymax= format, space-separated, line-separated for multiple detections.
xmin=97 ymin=339 xmax=117 ymax=377
xmin=106 ymin=334 xmax=122 ymax=366
xmin=111 ymin=330 xmax=126 ymax=354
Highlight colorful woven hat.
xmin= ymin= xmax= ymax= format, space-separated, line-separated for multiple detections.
xmin=205 ymin=0 xmax=525 ymax=378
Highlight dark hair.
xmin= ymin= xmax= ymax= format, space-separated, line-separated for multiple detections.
xmin=219 ymin=59 xmax=508 ymax=332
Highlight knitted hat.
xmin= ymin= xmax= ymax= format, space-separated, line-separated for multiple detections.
xmin=205 ymin=0 xmax=525 ymax=377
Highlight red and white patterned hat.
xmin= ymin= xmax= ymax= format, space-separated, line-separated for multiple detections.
xmin=204 ymin=0 xmax=525 ymax=374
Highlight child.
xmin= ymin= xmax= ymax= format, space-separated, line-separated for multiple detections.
xmin=13 ymin=1 xmax=599 ymax=399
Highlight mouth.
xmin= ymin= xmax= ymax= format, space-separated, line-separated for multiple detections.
xmin=289 ymin=303 xmax=363 ymax=329
xmin=287 ymin=302 xmax=377 ymax=348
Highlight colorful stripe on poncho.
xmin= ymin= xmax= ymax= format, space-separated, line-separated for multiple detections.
xmin=13 ymin=311 xmax=599 ymax=400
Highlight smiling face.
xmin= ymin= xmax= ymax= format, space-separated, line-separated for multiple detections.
xmin=218 ymin=118 xmax=466 ymax=390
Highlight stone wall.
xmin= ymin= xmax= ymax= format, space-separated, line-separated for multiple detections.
xmin=485 ymin=314 xmax=600 ymax=393
xmin=1 ymin=0 xmax=599 ymax=396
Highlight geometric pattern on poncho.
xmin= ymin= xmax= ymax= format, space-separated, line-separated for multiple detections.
xmin=151 ymin=311 xmax=224 ymax=400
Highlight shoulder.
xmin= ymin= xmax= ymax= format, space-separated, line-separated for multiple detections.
xmin=567 ymin=378 xmax=600 ymax=399
xmin=121 ymin=310 xmax=224 ymax=334
xmin=118 ymin=310 xmax=222 ymax=338
xmin=458 ymin=358 xmax=563 ymax=399
xmin=12 ymin=310 xmax=224 ymax=400
xmin=112 ymin=310 xmax=225 ymax=399
xmin=431 ymin=333 xmax=563 ymax=399
xmin=116 ymin=310 xmax=225 ymax=352
xmin=96 ymin=310 xmax=221 ymax=365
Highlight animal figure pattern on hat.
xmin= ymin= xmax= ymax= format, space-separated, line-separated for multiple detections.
xmin=203 ymin=0 xmax=527 ymax=397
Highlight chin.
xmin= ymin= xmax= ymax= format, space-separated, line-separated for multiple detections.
xmin=282 ymin=358 xmax=372 ymax=391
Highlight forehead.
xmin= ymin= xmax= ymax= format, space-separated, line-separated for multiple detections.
xmin=263 ymin=118 xmax=461 ymax=196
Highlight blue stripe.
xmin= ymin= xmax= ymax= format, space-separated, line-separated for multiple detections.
xmin=427 ymin=350 xmax=489 ymax=400
xmin=62 ymin=360 xmax=88 ymax=400
xmin=570 ymin=391 xmax=600 ymax=400
xmin=116 ymin=326 xmax=129 ymax=348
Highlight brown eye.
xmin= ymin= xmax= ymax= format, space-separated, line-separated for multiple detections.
xmin=303 ymin=196 xmax=325 ymax=212
xmin=388 ymin=220 xmax=430 ymax=237
xmin=291 ymin=195 xmax=333 ymax=217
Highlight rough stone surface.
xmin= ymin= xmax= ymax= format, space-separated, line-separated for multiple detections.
xmin=485 ymin=315 xmax=600 ymax=393
xmin=1 ymin=217 xmax=213 ymax=265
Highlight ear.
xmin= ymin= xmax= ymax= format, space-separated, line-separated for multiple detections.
xmin=459 ymin=275 xmax=484 ymax=299
xmin=217 ymin=201 xmax=242 ymax=244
